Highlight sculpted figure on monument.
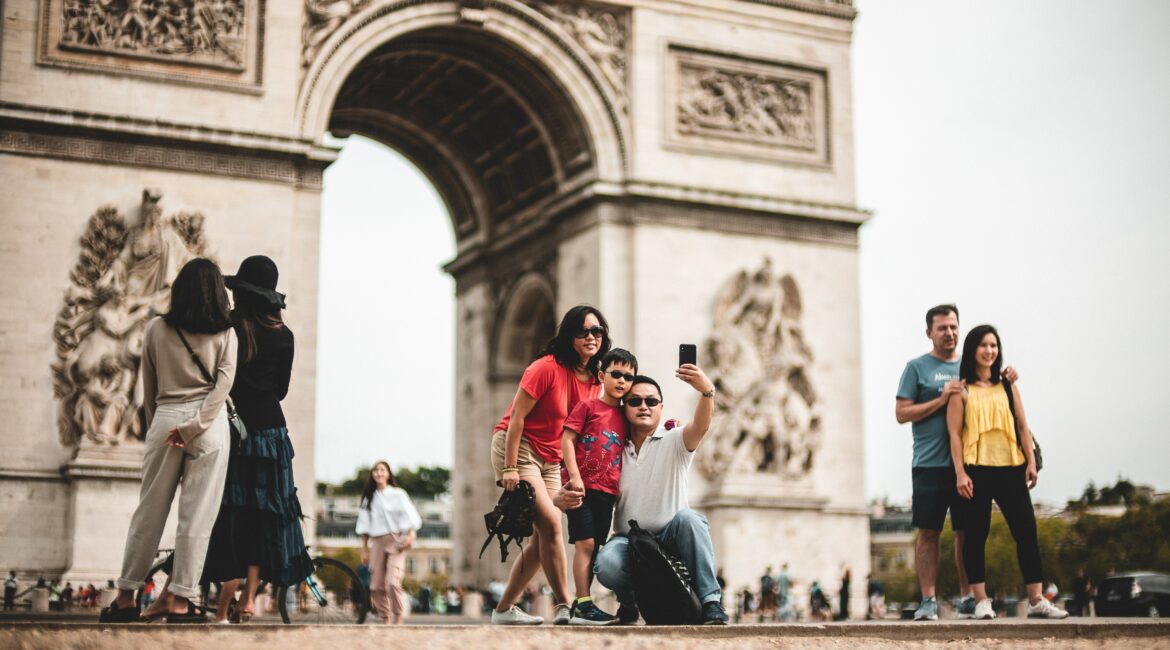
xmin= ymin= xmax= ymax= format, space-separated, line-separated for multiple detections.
xmin=59 ymin=0 xmax=247 ymax=66
xmin=699 ymin=259 xmax=822 ymax=480
xmin=535 ymin=3 xmax=628 ymax=100
xmin=301 ymin=0 xmax=371 ymax=66
xmin=53 ymin=191 xmax=209 ymax=447
xmin=677 ymin=66 xmax=815 ymax=146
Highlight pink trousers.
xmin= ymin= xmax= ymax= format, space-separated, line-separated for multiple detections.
xmin=369 ymin=534 xmax=409 ymax=623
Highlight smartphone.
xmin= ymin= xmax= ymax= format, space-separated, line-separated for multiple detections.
xmin=679 ymin=343 xmax=697 ymax=367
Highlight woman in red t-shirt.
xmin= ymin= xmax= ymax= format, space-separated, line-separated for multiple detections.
xmin=489 ymin=305 xmax=610 ymax=625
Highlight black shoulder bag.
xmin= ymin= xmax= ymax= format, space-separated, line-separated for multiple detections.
xmin=174 ymin=326 xmax=248 ymax=445
xmin=1002 ymin=380 xmax=1042 ymax=471
xmin=479 ymin=481 xmax=535 ymax=564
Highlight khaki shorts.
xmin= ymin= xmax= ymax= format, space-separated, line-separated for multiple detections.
xmin=491 ymin=429 xmax=562 ymax=493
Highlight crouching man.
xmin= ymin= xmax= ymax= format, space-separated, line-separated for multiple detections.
xmin=593 ymin=365 xmax=729 ymax=625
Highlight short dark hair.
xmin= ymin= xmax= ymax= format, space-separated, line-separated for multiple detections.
xmin=628 ymin=375 xmax=662 ymax=400
xmin=925 ymin=304 xmax=959 ymax=329
xmin=163 ymin=258 xmax=232 ymax=334
xmin=600 ymin=348 xmax=638 ymax=374
xmin=959 ymin=324 xmax=1002 ymax=384
xmin=538 ymin=305 xmax=612 ymax=378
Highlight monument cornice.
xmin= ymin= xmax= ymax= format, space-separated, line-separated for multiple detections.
xmin=0 ymin=102 xmax=337 ymax=190
xmin=738 ymin=0 xmax=856 ymax=20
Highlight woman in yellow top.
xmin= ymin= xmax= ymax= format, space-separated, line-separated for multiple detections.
xmin=946 ymin=325 xmax=1066 ymax=620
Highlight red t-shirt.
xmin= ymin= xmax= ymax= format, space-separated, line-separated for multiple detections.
xmin=560 ymin=398 xmax=628 ymax=495
xmin=494 ymin=355 xmax=598 ymax=464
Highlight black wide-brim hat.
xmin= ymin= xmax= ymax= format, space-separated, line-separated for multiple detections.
xmin=225 ymin=255 xmax=287 ymax=309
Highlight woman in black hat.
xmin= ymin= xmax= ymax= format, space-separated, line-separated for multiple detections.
xmin=203 ymin=255 xmax=313 ymax=623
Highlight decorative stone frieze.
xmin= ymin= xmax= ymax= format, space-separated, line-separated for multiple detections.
xmin=667 ymin=46 xmax=829 ymax=166
xmin=52 ymin=190 xmax=209 ymax=449
xmin=39 ymin=0 xmax=265 ymax=91
xmin=699 ymin=258 xmax=822 ymax=480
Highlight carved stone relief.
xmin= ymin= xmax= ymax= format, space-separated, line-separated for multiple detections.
xmin=699 ymin=258 xmax=822 ymax=480
xmin=301 ymin=0 xmax=372 ymax=68
xmin=39 ymin=0 xmax=264 ymax=91
xmin=534 ymin=3 xmax=629 ymax=105
xmin=53 ymin=190 xmax=210 ymax=448
xmin=59 ymin=0 xmax=247 ymax=68
xmin=668 ymin=47 xmax=829 ymax=165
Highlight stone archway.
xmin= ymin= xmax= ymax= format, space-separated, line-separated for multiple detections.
xmin=302 ymin=1 xmax=629 ymax=586
xmin=3 ymin=0 xmax=872 ymax=608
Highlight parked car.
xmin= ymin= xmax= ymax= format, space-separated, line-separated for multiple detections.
xmin=1095 ymin=573 xmax=1170 ymax=617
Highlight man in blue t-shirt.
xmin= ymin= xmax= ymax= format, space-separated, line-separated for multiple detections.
xmin=895 ymin=304 xmax=1016 ymax=621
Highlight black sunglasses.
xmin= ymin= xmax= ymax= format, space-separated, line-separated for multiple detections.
xmin=606 ymin=370 xmax=636 ymax=382
xmin=573 ymin=326 xmax=606 ymax=340
xmin=625 ymin=396 xmax=661 ymax=408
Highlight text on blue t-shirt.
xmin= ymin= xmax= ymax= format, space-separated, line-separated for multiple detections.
xmin=896 ymin=353 xmax=960 ymax=468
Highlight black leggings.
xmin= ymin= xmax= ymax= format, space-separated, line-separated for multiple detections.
xmin=959 ymin=465 xmax=1043 ymax=586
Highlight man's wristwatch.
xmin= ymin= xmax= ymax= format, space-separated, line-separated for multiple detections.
xmin=701 ymin=388 xmax=716 ymax=398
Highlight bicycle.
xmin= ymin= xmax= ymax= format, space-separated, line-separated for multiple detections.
xmin=143 ymin=547 xmax=369 ymax=624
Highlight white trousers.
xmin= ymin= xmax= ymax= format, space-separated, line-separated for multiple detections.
xmin=115 ymin=400 xmax=229 ymax=599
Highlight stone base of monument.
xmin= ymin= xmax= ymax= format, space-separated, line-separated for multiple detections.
xmin=60 ymin=443 xmax=177 ymax=586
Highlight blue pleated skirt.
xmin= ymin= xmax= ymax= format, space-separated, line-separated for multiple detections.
xmin=202 ymin=426 xmax=313 ymax=586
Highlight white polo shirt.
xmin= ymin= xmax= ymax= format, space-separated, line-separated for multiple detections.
xmin=613 ymin=424 xmax=693 ymax=535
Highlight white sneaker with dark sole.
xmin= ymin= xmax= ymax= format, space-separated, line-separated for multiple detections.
xmin=973 ymin=598 xmax=996 ymax=620
xmin=552 ymin=603 xmax=571 ymax=625
xmin=491 ymin=605 xmax=543 ymax=625
xmin=1026 ymin=598 xmax=1069 ymax=619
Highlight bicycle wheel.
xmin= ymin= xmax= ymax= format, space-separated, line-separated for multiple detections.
xmin=278 ymin=557 xmax=368 ymax=624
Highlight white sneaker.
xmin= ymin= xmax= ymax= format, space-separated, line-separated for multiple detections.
xmin=1026 ymin=598 xmax=1069 ymax=619
xmin=973 ymin=598 xmax=996 ymax=620
xmin=491 ymin=605 xmax=543 ymax=625
xmin=553 ymin=602 xmax=571 ymax=625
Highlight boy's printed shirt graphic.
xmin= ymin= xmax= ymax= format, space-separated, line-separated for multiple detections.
xmin=561 ymin=398 xmax=630 ymax=495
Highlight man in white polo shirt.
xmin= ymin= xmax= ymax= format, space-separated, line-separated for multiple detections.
xmin=593 ymin=364 xmax=728 ymax=625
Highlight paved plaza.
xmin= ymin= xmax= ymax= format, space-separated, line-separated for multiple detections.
xmin=3 ymin=616 xmax=1169 ymax=650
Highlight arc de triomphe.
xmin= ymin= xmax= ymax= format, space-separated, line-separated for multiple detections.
xmin=0 ymin=0 xmax=869 ymax=610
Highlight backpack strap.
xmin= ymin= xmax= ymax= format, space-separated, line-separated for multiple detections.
xmin=1002 ymin=380 xmax=1024 ymax=453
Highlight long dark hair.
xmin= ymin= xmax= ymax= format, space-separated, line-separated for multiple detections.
xmin=537 ymin=305 xmax=611 ymax=378
xmin=163 ymin=258 xmax=232 ymax=334
xmin=232 ymin=290 xmax=283 ymax=364
xmin=360 ymin=461 xmax=396 ymax=511
xmin=959 ymin=324 xmax=1002 ymax=384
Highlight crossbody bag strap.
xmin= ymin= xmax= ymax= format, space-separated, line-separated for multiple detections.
xmin=173 ymin=325 xmax=238 ymax=417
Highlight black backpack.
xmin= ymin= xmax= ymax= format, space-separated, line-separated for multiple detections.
xmin=1002 ymin=380 xmax=1043 ymax=471
xmin=479 ymin=482 xmax=536 ymax=563
xmin=626 ymin=519 xmax=704 ymax=625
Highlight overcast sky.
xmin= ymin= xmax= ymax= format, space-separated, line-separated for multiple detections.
xmin=316 ymin=0 xmax=1170 ymax=505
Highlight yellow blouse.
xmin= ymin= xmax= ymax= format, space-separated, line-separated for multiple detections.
xmin=962 ymin=383 xmax=1025 ymax=467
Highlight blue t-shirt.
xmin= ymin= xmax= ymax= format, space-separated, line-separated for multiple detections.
xmin=897 ymin=353 xmax=960 ymax=468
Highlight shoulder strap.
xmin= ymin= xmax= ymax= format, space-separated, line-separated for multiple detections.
xmin=1002 ymin=380 xmax=1023 ymax=450
xmin=173 ymin=326 xmax=216 ymax=386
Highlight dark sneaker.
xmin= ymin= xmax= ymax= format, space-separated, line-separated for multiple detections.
xmin=616 ymin=602 xmax=640 ymax=625
xmin=569 ymin=599 xmax=618 ymax=626
xmin=956 ymin=595 xmax=977 ymax=619
xmin=702 ymin=601 xmax=729 ymax=625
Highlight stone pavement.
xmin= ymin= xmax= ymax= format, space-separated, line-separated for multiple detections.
xmin=2 ymin=619 xmax=1168 ymax=650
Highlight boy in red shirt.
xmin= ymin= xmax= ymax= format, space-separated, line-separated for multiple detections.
xmin=561 ymin=348 xmax=637 ymax=625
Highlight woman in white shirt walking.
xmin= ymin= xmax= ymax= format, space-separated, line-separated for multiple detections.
xmin=357 ymin=461 xmax=421 ymax=624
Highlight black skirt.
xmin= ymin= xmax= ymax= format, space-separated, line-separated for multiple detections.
xmin=202 ymin=426 xmax=313 ymax=586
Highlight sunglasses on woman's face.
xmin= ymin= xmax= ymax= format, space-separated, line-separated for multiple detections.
xmin=606 ymin=370 xmax=636 ymax=382
xmin=574 ymin=326 xmax=606 ymax=340
xmin=625 ymin=396 xmax=661 ymax=408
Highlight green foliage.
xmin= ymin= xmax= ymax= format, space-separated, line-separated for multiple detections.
xmin=396 ymin=466 xmax=451 ymax=499
xmin=319 ymin=465 xmax=450 ymax=498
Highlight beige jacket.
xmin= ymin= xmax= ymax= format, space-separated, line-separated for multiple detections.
xmin=141 ymin=316 xmax=237 ymax=442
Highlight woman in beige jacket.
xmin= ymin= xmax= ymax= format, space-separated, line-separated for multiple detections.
xmin=101 ymin=258 xmax=237 ymax=624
